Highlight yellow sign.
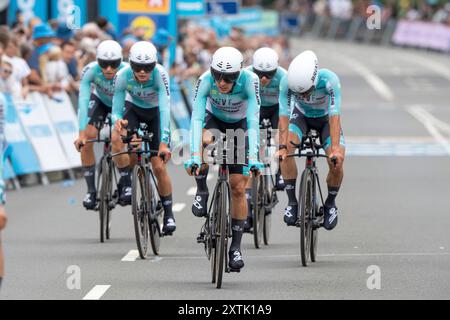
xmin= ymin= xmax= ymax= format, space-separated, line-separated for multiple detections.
xmin=118 ymin=0 xmax=170 ymax=14
xmin=131 ymin=16 xmax=156 ymax=39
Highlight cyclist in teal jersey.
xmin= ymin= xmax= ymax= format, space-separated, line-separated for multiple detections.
xmin=184 ymin=47 xmax=264 ymax=271
xmin=278 ymin=50 xmax=345 ymax=231
xmin=111 ymin=41 xmax=175 ymax=235
xmin=74 ymin=40 xmax=127 ymax=210
xmin=243 ymin=47 xmax=287 ymax=232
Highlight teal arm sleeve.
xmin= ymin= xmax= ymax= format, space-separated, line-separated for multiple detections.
xmin=327 ymin=73 xmax=342 ymax=116
xmin=246 ymin=74 xmax=261 ymax=161
xmin=156 ymin=67 xmax=171 ymax=145
xmin=190 ymin=75 xmax=209 ymax=157
xmin=279 ymin=75 xmax=290 ymax=117
xmin=77 ymin=65 xmax=94 ymax=130
xmin=111 ymin=71 xmax=127 ymax=125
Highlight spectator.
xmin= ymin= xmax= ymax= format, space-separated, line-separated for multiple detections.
xmin=61 ymin=40 xmax=79 ymax=80
xmin=0 ymin=57 xmax=21 ymax=98
xmin=5 ymin=38 xmax=31 ymax=98
xmin=44 ymin=46 xmax=71 ymax=92
xmin=96 ymin=17 xmax=117 ymax=40
xmin=27 ymin=23 xmax=59 ymax=95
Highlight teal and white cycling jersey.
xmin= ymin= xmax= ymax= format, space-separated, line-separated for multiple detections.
xmin=112 ymin=64 xmax=171 ymax=144
xmin=245 ymin=66 xmax=287 ymax=108
xmin=78 ymin=61 xmax=128 ymax=130
xmin=280 ymin=68 xmax=342 ymax=118
xmin=190 ymin=69 xmax=261 ymax=161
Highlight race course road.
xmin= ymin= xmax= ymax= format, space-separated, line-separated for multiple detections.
xmin=1 ymin=38 xmax=450 ymax=300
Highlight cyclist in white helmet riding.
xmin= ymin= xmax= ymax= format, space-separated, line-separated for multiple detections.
xmin=185 ymin=46 xmax=264 ymax=271
xmin=75 ymin=40 xmax=127 ymax=210
xmin=278 ymin=50 xmax=345 ymax=231
xmin=111 ymin=41 xmax=176 ymax=235
xmin=242 ymin=47 xmax=287 ymax=232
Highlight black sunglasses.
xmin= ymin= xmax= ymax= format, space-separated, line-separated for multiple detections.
xmin=293 ymin=86 xmax=315 ymax=99
xmin=130 ymin=61 xmax=156 ymax=74
xmin=253 ymin=68 xmax=277 ymax=80
xmin=210 ymin=68 xmax=240 ymax=84
xmin=97 ymin=58 xmax=121 ymax=70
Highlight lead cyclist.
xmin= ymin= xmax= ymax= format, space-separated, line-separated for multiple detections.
xmin=277 ymin=50 xmax=345 ymax=231
xmin=184 ymin=47 xmax=264 ymax=271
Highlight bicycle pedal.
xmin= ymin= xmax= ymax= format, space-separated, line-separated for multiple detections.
xmin=197 ymin=233 xmax=206 ymax=243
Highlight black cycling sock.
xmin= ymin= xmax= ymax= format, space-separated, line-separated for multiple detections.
xmin=118 ymin=167 xmax=131 ymax=187
xmin=245 ymin=189 xmax=252 ymax=218
xmin=325 ymin=186 xmax=340 ymax=207
xmin=195 ymin=166 xmax=209 ymax=194
xmin=285 ymin=179 xmax=297 ymax=205
xmin=230 ymin=219 xmax=245 ymax=252
xmin=160 ymin=194 xmax=173 ymax=219
xmin=83 ymin=165 xmax=96 ymax=193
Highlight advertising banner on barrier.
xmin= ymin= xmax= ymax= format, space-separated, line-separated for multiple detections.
xmin=43 ymin=91 xmax=82 ymax=168
xmin=177 ymin=0 xmax=206 ymax=17
xmin=4 ymin=94 xmax=41 ymax=176
xmin=392 ymin=20 xmax=450 ymax=52
xmin=15 ymin=92 xmax=71 ymax=172
xmin=170 ymin=79 xmax=191 ymax=144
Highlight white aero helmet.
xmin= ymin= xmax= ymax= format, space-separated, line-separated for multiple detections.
xmin=211 ymin=47 xmax=243 ymax=73
xmin=96 ymin=40 xmax=123 ymax=61
xmin=210 ymin=47 xmax=243 ymax=83
xmin=253 ymin=47 xmax=279 ymax=72
xmin=129 ymin=41 xmax=158 ymax=64
xmin=288 ymin=50 xmax=319 ymax=94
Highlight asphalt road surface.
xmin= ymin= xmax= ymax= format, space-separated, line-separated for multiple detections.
xmin=1 ymin=38 xmax=450 ymax=300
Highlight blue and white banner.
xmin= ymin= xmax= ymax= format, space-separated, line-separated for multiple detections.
xmin=206 ymin=0 xmax=240 ymax=15
xmin=8 ymin=0 xmax=48 ymax=24
xmin=4 ymin=94 xmax=41 ymax=175
xmin=177 ymin=0 xmax=206 ymax=17
xmin=43 ymin=91 xmax=81 ymax=169
xmin=170 ymin=79 xmax=191 ymax=144
xmin=15 ymin=93 xmax=71 ymax=172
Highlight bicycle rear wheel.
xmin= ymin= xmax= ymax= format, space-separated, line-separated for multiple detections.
xmin=99 ymin=158 xmax=111 ymax=242
xmin=215 ymin=182 xmax=228 ymax=289
xmin=132 ymin=165 xmax=150 ymax=259
xmin=252 ymin=176 xmax=264 ymax=249
xmin=299 ymin=169 xmax=314 ymax=267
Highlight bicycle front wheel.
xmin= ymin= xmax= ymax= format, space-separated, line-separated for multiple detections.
xmin=96 ymin=157 xmax=105 ymax=243
xmin=299 ymin=169 xmax=314 ymax=267
xmin=149 ymin=182 xmax=163 ymax=256
xmin=215 ymin=182 xmax=228 ymax=289
xmin=132 ymin=165 xmax=150 ymax=259
xmin=99 ymin=157 xmax=111 ymax=242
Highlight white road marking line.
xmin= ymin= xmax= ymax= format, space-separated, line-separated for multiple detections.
xmin=83 ymin=285 xmax=111 ymax=300
xmin=399 ymin=53 xmax=450 ymax=81
xmin=440 ymin=247 xmax=445 ymax=250
xmin=151 ymin=256 xmax=164 ymax=263
xmin=121 ymin=250 xmax=139 ymax=262
xmin=407 ymin=106 xmax=450 ymax=155
xmin=332 ymin=52 xmax=394 ymax=101
xmin=173 ymin=203 xmax=186 ymax=212
xmin=187 ymin=187 xmax=197 ymax=196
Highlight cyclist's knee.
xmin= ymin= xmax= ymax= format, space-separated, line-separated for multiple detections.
xmin=152 ymin=161 xmax=167 ymax=177
xmin=85 ymin=126 xmax=98 ymax=140
xmin=230 ymin=179 xmax=246 ymax=199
